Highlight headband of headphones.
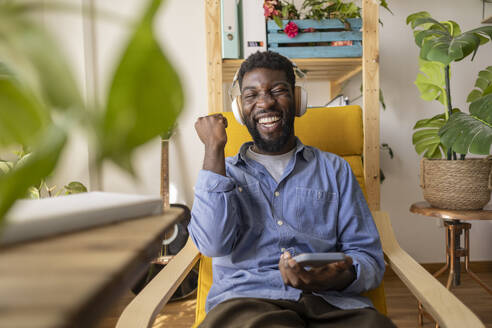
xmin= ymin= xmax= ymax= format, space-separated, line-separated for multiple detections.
xmin=229 ymin=60 xmax=308 ymax=125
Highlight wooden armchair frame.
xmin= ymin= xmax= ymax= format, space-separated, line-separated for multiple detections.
xmin=117 ymin=211 xmax=484 ymax=328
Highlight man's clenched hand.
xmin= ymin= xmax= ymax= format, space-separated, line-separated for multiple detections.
xmin=195 ymin=114 xmax=228 ymax=176
xmin=279 ymin=251 xmax=356 ymax=292
xmin=195 ymin=114 xmax=228 ymax=150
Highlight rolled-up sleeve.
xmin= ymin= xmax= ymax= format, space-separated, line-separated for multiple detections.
xmin=188 ymin=170 xmax=240 ymax=257
xmin=336 ymin=160 xmax=385 ymax=295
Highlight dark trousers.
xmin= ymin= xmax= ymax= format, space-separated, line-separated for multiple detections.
xmin=199 ymin=294 xmax=396 ymax=328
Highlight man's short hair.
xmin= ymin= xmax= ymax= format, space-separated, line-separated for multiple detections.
xmin=237 ymin=51 xmax=295 ymax=89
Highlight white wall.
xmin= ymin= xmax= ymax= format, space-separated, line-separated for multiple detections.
xmin=47 ymin=0 xmax=492 ymax=262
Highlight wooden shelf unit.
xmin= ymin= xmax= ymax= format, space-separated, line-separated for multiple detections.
xmin=204 ymin=0 xmax=380 ymax=210
xmin=222 ymin=58 xmax=362 ymax=100
xmin=222 ymin=58 xmax=362 ymax=82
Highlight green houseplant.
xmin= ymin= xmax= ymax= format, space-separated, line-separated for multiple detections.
xmin=0 ymin=0 xmax=184 ymax=224
xmin=407 ymin=11 xmax=492 ymax=210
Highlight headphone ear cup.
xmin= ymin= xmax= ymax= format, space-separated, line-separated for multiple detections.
xmin=231 ymin=96 xmax=245 ymax=125
xmin=294 ymin=86 xmax=308 ymax=117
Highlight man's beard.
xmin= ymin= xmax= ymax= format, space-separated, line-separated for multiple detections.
xmin=245 ymin=106 xmax=295 ymax=153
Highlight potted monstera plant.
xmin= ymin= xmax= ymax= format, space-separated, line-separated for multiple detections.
xmin=408 ymin=11 xmax=492 ymax=210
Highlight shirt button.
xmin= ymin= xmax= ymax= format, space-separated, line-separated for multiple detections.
xmin=274 ymin=191 xmax=280 ymax=197
xmin=238 ymin=187 xmax=243 ymax=192
xmin=277 ymin=220 xmax=283 ymax=226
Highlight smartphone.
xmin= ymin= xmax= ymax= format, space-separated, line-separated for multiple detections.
xmin=292 ymin=252 xmax=346 ymax=267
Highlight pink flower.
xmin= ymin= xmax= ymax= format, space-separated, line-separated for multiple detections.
xmin=263 ymin=0 xmax=278 ymax=18
xmin=284 ymin=21 xmax=298 ymax=38
xmin=263 ymin=4 xmax=274 ymax=17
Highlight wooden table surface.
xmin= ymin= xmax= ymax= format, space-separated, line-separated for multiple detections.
xmin=0 ymin=207 xmax=185 ymax=328
xmin=410 ymin=201 xmax=492 ymax=221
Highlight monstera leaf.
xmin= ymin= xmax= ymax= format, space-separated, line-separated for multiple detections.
xmin=0 ymin=9 xmax=83 ymax=112
xmin=467 ymin=66 xmax=492 ymax=103
xmin=439 ymin=93 xmax=492 ymax=155
xmin=412 ymin=112 xmax=451 ymax=159
xmin=414 ymin=59 xmax=446 ymax=105
xmin=407 ymin=11 xmax=492 ymax=66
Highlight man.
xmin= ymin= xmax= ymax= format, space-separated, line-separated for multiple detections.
xmin=189 ymin=51 xmax=395 ymax=327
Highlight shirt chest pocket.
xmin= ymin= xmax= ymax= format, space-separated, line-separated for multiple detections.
xmin=235 ymin=182 xmax=266 ymax=225
xmin=295 ymin=187 xmax=338 ymax=238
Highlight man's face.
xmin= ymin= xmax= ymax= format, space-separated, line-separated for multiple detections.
xmin=240 ymin=68 xmax=296 ymax=154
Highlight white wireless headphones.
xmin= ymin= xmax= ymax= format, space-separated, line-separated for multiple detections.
xmin=229 ymin=60 xmax=308 ymax=125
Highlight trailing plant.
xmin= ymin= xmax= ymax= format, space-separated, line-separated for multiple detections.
xmin=264 ymin=0 xmax=392 ymax=29
xmin=0 ymin=0 xmax=184 ymax=222
xmin=0 ymin=149 xmax=87 ymax=199
xmin=302 ymin=0 xmax=360 ymax=21
xmin=407 ymin=11 xmax=492 ymax=159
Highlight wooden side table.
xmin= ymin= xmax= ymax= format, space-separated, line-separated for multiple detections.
xmin=0 ymin=207 xmax=185 ymax=328
xmin=410 ymin=201 xmax=492 ymax=327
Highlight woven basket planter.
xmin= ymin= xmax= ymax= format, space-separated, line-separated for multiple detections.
xmin=420 ymin=158 xmax=492 ymax=210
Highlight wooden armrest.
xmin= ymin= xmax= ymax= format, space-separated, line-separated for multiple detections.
xmin=116 ymin=238 xmax=200 ymax=328
xmin=372 ymin=211 xmax=484 ymax=328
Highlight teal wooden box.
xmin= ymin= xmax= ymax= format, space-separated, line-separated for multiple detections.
xmin=267 ymin=18 xmax=362 ymax=58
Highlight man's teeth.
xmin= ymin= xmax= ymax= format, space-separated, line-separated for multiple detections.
xmin=258 ymin=116 xmax=280 ymax=124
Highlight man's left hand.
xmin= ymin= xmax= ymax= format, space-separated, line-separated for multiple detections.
xmin=278 ymin=251 xmax=356 ymax=292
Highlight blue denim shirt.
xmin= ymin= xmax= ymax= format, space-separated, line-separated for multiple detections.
xmin=189 ymin=139 xmax=385 ymax=313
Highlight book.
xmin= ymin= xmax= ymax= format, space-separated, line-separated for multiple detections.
xmin=241 ymin=0 xmax=266 ymax=58
xmin=0 ymin=192 xmax=163 ymax=245
xmin=221 ymin=0 xmax=241 ymax=58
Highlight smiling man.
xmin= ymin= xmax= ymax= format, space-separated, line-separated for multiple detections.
xmin=189 ymin=51 xmax=395 ymax=328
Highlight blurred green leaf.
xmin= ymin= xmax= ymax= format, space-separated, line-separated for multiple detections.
xmin=0 ymin=126 xmax=67 ymax=220
xmin=0 ymin=9 xmax=83 ymax=111
xmin=0 ymin=160 xmax=14 ymax=175
xmin=99 ymin=0 xmax=183 ymax=173
xmin=0 ymin=76 xmax=49 ymax=147
xmin=64 ymin=181 xmax=87 ymax=194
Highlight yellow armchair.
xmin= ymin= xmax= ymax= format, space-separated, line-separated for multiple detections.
xmin=117 ymin=106 xmax=484 ymax=328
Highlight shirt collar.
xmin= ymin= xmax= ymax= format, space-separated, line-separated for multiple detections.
xmin=229 ymin=137 xmax=314 ymax=165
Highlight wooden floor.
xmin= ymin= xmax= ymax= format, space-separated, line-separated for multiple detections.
xmin=98 ymin=269 xmax=492 ymax=328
